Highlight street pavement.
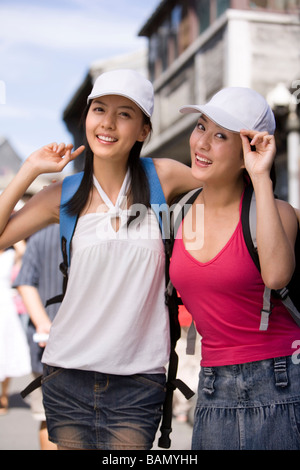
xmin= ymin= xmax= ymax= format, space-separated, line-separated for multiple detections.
xmin=0 ymin=374 xmax=193 ymax=451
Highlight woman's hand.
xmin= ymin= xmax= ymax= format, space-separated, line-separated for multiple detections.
xmin=26 ymin=142 xmax=85 ymax=176
xmin=240 ymin=130 xmax=276 ymax=182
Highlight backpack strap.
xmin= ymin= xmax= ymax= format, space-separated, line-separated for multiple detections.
xmin=45 ymin=172 xmax=83 ymax=307
xmin=158 ymin=188 xmax=203 ymax=448
xmin=166 ymin=187 xmax=203 ymax=352
xmin=140 ymin=157 xmax=169 ymax=242
xmin=241 ymin=184 xmax=300 ymax=330
xmin=186 ymin=321 xmax=197 ymax=355
xmin=48 ymin=161 xmax=168 ymax=308
xmin=59 ymin=161 xmax=166 ymax=276
xmin=242 ymin=185 xmax=274 ymax=330
xmin=279 ymin=293 xmax=300 ymax=327
xmin=135 ymin=169 xmax=198 ymax=449
xmin=165 ymin=187 xmax=203 ymax=294
xmin=45 ymin=161 xmax=194 ymax=449
xmin=60 ymin=172 xmax=84 ymax=266
xmin=241 ymin=185 xmax=259 ymax=270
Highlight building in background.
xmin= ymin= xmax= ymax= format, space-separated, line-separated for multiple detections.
xmin=63 ymin=0 xmax=300 ymax=204
xmin=139 ymin=0 xmax=300 ymax=204
xmin=0 ymin=137 xmax=22 ymax=187
xmin=0 ymin=136 xmax=64 ymax=198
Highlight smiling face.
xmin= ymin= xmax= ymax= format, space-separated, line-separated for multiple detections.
xmin=189 ymin=114 xmax=244 ymax=184
xmin=85 ymin=95 xmax=150 ymax=163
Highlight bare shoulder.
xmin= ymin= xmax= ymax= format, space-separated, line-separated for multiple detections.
xmin=276 ymin=198 xmax=298 ymax=237
xmin=152 ymin=158 xmax=199 ymax=202
xmin=293 ymin=206 xmax=300 ymax=226
xmin=276 ymin=198 xmax=297 ymax=218
xmin=152 ymin=157 xmax=188 ymax=177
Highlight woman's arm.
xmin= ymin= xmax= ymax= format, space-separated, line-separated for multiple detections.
xmin=241 ymin=130 xmax=297 ymax=290
xmin=0 ymin=142 xmax=84 ymax=249
xmin=153 ymin=158 xmax=200 ymax=204
xmin=255 ymin=181 xmax=296 ymax=290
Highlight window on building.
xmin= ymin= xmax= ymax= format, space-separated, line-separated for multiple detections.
xmin=171 ymin=5 xmax=182 ymax=59
xmin=250 ymin=0 xmax=299 ymax=10
xmin=172 ymin=5 xmax=182 ymax=31
xmin=179 ymin=3 xmax=190 ymax=52
xmin=148 ymin=33 xmax=160 ymax=82
xmin=217 ymin=0 xmax=231 ymax=16
xmin=196 ymin=0 xmax=211 ymax=33
xmin=273 ymin=0 xmax=300 ymax=10
xmin=159 ymin=20 xmax=170 ymax=72
xmin=250 ymin=0 xmax=268 ymax=7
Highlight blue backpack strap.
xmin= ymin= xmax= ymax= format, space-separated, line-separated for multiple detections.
xmin=59 ymin=161 xmax=167 ymax=264
xmin=141 ymin=157 xmax=169 ymax=242
xmin=61 ymin=162 xmax=165 ymax=261
xmin=60 ymin=171 xmax=84 ymax=267
xmin=45 ymin=172 xmax=83 ymax=308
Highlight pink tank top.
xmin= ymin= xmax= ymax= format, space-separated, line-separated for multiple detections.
xmin=170 ymin=194 xmax=300 ymax=367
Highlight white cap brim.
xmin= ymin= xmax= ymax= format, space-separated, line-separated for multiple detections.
xmin=88 ymin=91 xmax=151 ymax=118
xmin=179 ymin=104 xmax=250 ymax=133
xmin=86 ymin=69 xmax=154 ymax=118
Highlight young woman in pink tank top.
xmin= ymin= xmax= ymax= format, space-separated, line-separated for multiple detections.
xmin=170 ymin=88 xmax=300 ymax=450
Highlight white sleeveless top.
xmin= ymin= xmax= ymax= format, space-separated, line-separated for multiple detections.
xmin=42 ymin=172 xmax=170 ymax=375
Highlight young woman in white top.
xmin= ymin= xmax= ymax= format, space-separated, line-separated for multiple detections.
xmin=0 ymin=69 xmax=199 ymax=450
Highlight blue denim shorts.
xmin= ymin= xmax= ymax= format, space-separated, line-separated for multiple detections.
xmin=192 ymin=356 xmax=300 ymax=450
xmin=42 ymin=366 xmax=166 ymax=450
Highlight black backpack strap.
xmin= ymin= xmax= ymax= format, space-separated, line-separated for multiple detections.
xmin=44 ymin=235 xmax=71 ymax=307
xmin=279 ymin=294 xmax=300 ymax=327
xmin=158 ymin=236 xmax=181 ymax=449
xmin=170 ymin=188 xmax=203 ymax=239
xmin=241 ymin=184 xmax=274 ymax=330
xmin=158 ymin=188 xmax=202 ymax=449
xmin=278 ymin=227 xmax=300 ymax=327
xmin=158 ymin=278 xmax=194 ymax=449
xmin=158 ymin=345 xmax=194 ymax=448
xmin=20 ymin=375 xmax=42 ymax=399
xmin=241 ymin=184 xmax=300 ymax=330
xmin=241 ymin=184 xmax=260 ymax=270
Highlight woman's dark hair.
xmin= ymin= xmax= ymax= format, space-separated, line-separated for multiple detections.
xmin=64 ymin=102 xmax=152 ymax=218
xmin=243 ymin=163 xmax=277 ymax=192
xmin=243 ymin=139 xmax=277 ymax=191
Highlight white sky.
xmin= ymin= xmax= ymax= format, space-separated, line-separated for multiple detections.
xmin=0 ymin=0 xmax=161 ymax=160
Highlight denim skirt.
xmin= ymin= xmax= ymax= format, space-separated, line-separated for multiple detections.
xmin=192 ymin=356 xmax=300 ymax=450
xmin=42 ymin=366 xmax=166 ymax=450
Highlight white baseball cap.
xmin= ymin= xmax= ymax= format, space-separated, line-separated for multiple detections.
xmin=87 ymin=69 xmax=154 ymax=118
xmin=180 ymin=87 xmax=276 ymax=135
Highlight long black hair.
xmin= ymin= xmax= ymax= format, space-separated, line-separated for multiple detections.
xmin=64 ymin=102 xmax=152 ymax=218
xmin=243 ymin=138 xmax=277 ymax=191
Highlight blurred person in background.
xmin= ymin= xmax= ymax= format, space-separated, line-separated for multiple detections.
xmin=0 ymin=241 xmax=31 ymax=415
xmin=14 ymin=224 xmax=62 ymax=450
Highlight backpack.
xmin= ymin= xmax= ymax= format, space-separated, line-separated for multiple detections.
xmin=241 ymin=184 xmax=300 ymax=331
xmin=46 ymin=157 xmax=194 ymax=449
xmin=168 ymin=184 xmax=300 ymax=334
